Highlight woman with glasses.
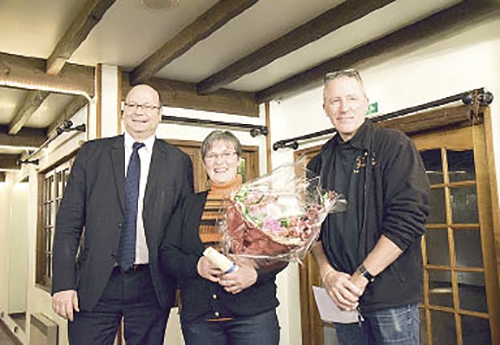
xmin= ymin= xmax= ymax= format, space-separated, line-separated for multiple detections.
xmin=161 ymin=130 xmax=284 ymax=345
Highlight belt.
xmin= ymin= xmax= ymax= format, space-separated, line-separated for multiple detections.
xmin=114 ymin=263 xmax=149 ymax=274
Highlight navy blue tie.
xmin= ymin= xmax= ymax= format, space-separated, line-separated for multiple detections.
xmin=118 ymin=142 xmax=145 ymax=271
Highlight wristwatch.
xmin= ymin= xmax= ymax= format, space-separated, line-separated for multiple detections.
xmin=357 ymin=264 xmax=375 ymax=283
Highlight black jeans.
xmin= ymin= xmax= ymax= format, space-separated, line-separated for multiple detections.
xmin=182 ymin=309 xmax=280 ymax=345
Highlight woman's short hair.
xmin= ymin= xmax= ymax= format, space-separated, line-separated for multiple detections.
xmin=201 ymin=130 xmax=242 ymax=159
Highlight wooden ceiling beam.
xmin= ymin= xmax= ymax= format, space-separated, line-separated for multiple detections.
xmin=123 ymin=74 xmax=258 ymax=117
xmin=0 ymin=154 xmax=20 ymax=170
xmin=255 ymin=0 xmax=500 ymax=103
xmin=46 ymin=0 xmax=117 ymax=75
xmin=8 ymin=90 xmax=50 ymax=135
xmin=47 ymin=96 xmax=89 ymax=138
xmin=130 ymin=0 xmax=259 ymax=85
xmin=196 ymin=0 xmax=396 ymax=94
xmin=0 ymin=53 xmax=95 ymax=97
xmin=0 ymin=125 xmax=46 ymax=148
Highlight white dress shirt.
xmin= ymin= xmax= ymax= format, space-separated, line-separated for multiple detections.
xmin=124 ymin=132 xmax=155 ymax=265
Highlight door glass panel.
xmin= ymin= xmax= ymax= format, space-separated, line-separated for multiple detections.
xmin=447 ymin=150 xmax=475 ymax=182
xmin=461 ymin=316 xmax=491 ymax=345
xmin=450 ymin=186 xmax=478 ymax=223
xmin=454 ymin=228 xmax=484 ymax=267
xmin=420 ymin=149 xmax=443 ymax=184
xmin=457 ymin=272 xmax=488 ymax=313
xmin=431 ymin=310 xmax=457 ymax=345
xmin=425 ymin=229 xmax=449 ymax=266
xmin=428 ymin=188 xmax=446 ymax=224
xmin=419 ymin=308 xmax=428 ymax=345
xmin=428 ymin=270 xmax=453 ymax=307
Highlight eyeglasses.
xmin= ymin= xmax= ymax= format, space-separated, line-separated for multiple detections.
xmin=205 ymin=151 xmax=237 ymax=162
xmin=124 ymin=103 xmax=161 ymax=112
xmin=324 ymin=69 xmax=361 ymax=83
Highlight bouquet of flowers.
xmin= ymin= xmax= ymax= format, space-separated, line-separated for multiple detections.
xmin=220 ymin=161 xmax=346 ymax=268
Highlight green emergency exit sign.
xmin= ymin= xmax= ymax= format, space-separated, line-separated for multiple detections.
xmin=366 ymin=102 xmax=378 ymax=115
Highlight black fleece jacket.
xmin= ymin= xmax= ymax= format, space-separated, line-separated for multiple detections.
xmin=308 ymin=120 xmax=430 ymax=312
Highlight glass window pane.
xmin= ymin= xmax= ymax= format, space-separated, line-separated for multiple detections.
xmin=44 ymin=204 xmax=50 ymax=225
xmin=451 ymin=186 xmax=478 ymax=224
xmin=420 ymin=149 xmax=443 ymax=184
xmin=44 ymin=229 xmax=51 ymax=252
xmin=461 ymin=316 xmax=491 ymax=345
xmin=447 ymin=150 xmax=475 ymax=182
xmin=454 ymin=228 xmax=483 ymax=268
xmin=431 ymin=310 xmax=457 ymax=345
xmin=428 ymin=270 xmax=453 ymax=308
xmin=47 ymin=253 xmax=51 ymax=278
xmin=428 ymin=188 xmax=446 ymax=224
xmin=425 ymin=229 xmax=449 ymax=266
xmin=457 ymin=272 xmax=488 ymax=313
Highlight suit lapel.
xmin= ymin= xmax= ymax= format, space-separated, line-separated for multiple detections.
xmin=144 ymin=139 xmax=164 ymax=209
xmin=110 ymin=136 xmax=126 ymax=213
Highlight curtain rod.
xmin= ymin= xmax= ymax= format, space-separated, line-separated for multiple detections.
xmin=273 ymin=88 xmax=492 ymax=151
xmin=18 ymin=120 xmax=86 ymax=165
xmin=161 ymin=115 xmax=268 ymax=137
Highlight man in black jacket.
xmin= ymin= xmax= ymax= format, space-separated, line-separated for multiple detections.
xmin=51 ymin=84 xmax=194 ymax=344
xmin=308 ymin=69 xmax=429 ymax=344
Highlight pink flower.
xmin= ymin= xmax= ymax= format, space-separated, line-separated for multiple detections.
xmin=263 ymin=216 xmax=281 ymax=233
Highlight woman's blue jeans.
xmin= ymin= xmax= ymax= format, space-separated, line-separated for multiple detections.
xmin=181 ymin=309 xmax=280 ymax=345
xmin=334 ymin=303 xmax=420 ymax=345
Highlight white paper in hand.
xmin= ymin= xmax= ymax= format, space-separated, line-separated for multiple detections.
xmin=312 ymin=286 xmax=359 ymax=324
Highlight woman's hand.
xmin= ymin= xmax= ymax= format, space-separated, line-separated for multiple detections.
xmin=197 ymin=256 xmax=223 ymax=282
xmin=218 ymin=261 xmax=257 ymax=294
xmin=323 ymin=269 xmax=363 ymax=311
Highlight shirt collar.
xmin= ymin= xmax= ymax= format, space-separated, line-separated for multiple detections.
xmin=124 ymin=132 xmax=155 ymax=152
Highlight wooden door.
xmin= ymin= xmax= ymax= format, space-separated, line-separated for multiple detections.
xmin=167 ymin=139 xmax=260 ymax=192
xmin=295 ymin=147 xmax=332 ymax=345
xmin=413 ymin=124 xmax=499 ymax=345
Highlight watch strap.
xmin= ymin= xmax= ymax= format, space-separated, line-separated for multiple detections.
xmin=357 ymin=264 xmax=375 ymax=283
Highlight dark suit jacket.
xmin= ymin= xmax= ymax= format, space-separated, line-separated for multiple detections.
xmin=52 ymin=135 xmax=194 ymax=311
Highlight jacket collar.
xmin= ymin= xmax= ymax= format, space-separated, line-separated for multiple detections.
xmin=110 ymin=136 xmax=126 ymax=212
xmin=323 ymin=119 xmax=376 ymax=153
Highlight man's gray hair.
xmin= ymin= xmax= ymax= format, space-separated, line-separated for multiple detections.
xmin=323 ymin=69 xmax=368 ymax=99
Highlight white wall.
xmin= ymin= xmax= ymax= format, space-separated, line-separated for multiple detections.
xmin=0 ymin=183 xmax=11 ymax=314
xmin=270 ymin=17 xmax=500 ymax=345
xmin=8 ymin=182 xmax=29 ymax=314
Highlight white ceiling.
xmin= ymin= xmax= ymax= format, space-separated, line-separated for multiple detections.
xmin=1 ymin=0 xmax=460 ymax=92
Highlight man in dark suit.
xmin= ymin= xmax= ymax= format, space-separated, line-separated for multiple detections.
xmin=51 ymin=84 xmax=194 ymax=344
